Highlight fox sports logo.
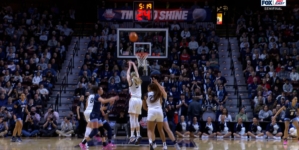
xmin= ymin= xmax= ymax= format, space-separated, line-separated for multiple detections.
xmin=261 ymin=0 xmax=286 ymax=6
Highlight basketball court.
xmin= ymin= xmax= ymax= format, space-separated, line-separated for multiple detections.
xmin=1 ymin=137 xmax=298 ymax=150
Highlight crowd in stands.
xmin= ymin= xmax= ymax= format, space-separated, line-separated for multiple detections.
xmin=237 ymin=7 xmax=299 ymax=121
xmin=0 ymin=5 xmax=75 ymax=137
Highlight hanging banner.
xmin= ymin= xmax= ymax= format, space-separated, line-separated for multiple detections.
xmin=98 ymin=8 xmax=212 ymax=22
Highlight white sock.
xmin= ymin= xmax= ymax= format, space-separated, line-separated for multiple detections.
xmin=84 ymin=127 xmax=92 ymax=137
xmin=137 ymin=131 xmax=140 ymax=137
xmin=163 ymin=142 xmax=167 ymax=146
xmin=131 ymin=131 xmax=135 ymax=137
xmin=149 ymin=139 xmax=152 ymax=144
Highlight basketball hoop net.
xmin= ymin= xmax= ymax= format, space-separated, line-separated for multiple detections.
xmin=135 ymin=52 xmax=149 ymax=69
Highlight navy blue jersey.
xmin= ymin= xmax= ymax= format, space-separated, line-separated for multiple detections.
xmin=13 ymin=99 xmax=27 ymax=115
xmin=92 ymin=94 xmax=101 ymax=114
xmin=285 ymin=102 xmax=299 ymax=118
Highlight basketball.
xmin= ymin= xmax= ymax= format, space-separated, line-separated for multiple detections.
xmin=129 ymin=32 xmax=138 ymax=42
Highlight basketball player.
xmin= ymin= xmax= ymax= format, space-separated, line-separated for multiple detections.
xmin=79 ymin=86 xmax=118 ymax=150
xmin=100 ymin=104 xmax=115 ymax=147
xmin=80 ymin=92 xmax=100 ymax=148
xmin=274 ymin=97 xmax=299 ymax=145
xmin=127 ymin=61 xmax=143 ymax=144
xmin=11 ymin=93 xmax=30 ymax=142
xmin=143 ymin=79 xmax=167 ymax=150
xmin=143 ymin=85 xmax=180 ymax=150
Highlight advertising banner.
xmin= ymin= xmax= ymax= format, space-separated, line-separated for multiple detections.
xmin=98 ymin=8 xmax=212 ymax=22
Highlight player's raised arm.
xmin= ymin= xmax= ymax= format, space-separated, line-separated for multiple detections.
xmin=153 ymin=78 xmax=167 ymax=99
xmin=127 ymin=61 xmax=132 ymax=86
xmin=131 ymin=61 xmax=140 ymax=78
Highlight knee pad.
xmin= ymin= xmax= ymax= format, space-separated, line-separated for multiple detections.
xmin=89 ymin=129 xmax=98 ymax=139
xmin=103 ymin=122 xmax=111 ymax=130
xmin=99 ymin=127 xmax=105 ymax=137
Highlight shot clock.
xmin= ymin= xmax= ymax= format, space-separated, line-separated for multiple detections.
xmin=133 ymin=1 xmax=154 ymax=22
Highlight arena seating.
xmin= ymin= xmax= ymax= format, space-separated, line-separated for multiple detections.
xmin=0 ymin=4 xmax=74 ymax=136
xmin=236 ymin=7 xmax=299 ymax=120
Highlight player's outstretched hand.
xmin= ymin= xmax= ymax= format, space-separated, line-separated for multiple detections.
xmin=128 ymin=61 xmax=133 ymax=65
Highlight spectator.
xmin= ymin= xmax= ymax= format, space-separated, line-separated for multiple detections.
xmin=216 ymin=84 xmax=228 ymax=106
xmin=188 ymin=36 xmax=199 ymax=50
xmin=0 ymin=106 xmax=11 ymax=123
xmin=44 ymin=108 xmax=59 ymax=121
xmin=113 ymin=110 xmax=128 ymax=138
xmin=40 ymin=116 xmax=57 ymax=137
xmin=108 ymin=78 xmax=118 ymax=92
xmin=216 ymin=115 xmax=232 ymax=138
xmin=176 ymin=94 xmax=189 ymax=117
xmin=74 ymin=83 xmax=86 ymax=96
xmin=150 ymin=61 xmax=161 ymax=75
xmin=266 ymin=117 xmax=282 ymax=139
xmin=32 ymin=71 xmax=42 ymax=86
xmin=175 ymin=115 xmax=190 ymax=138
xmin=21 ymin=114 xmax=40 ymax=137
xmin=283 ymin=79 xmax=293 ymax=95
xmin=290 ymin=68 xmax=299 ymax=81
xmin=187 ymin=96 xmax=202 ymax=121
xmin=235 ymin=108 xmax=248 ymax=122
xmin=202 ymin=117 xmax=216 ymax=138
xmin=277 ymin=66 xmax=289 ymax=80
xmin=247 ymin=117 xmax=264 ymax=139
xmin=0 ymin=94 xmax=7 ymax=107
xmin=189 ymin=116 xmax=201 ymax=138
xmin=56 ymin=117 xmax=74 ymax=137
xmin=30 ymin=107 xmax=41 ymax=123
xmin=197 ymin=42 xmax=209 ymax=54
xmin=258 ymin=105 xmax=272 ymax=121
xmin=180 ymin=27 xmax=191 ymax=40
xmin=233 ymin=118 xmax=247 ymax=138
xmin=0 ymin=116 xmax=8 ymax=137
xmin=218 ymin=108 xmax=232 ymax=122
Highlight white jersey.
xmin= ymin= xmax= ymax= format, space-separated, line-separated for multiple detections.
xmin=85 ymin=94 xmax=95 ymax=111
xmin=129 ymin=80 xmax=142 ymax=98
xmin=146 ymin=91 xmax=162 ymax=109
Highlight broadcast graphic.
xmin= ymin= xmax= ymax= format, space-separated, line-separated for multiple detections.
xmin=261 ymin=0 xmax=286 ymax=6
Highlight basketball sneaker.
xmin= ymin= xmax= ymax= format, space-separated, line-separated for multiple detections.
xmin=107 ymin=143 xmax=116 ymax=148
xmin=163 ymin=145 xmax=168 ymax=150
xmin=149 ymin=143 xmax=154 ymax=150
xmin=135 ymin=136 xmax=142 ymax=145
xmin=79 ymin=142 xmax=87 ymax=150
xmin=283 ymin=139 xmax=288 ymax=145
xmin=11 ymin=137 xmax=17 ymax=142
xmin=152 ymin=142 xmax=157 ymax=148
xmin=174 ymin=143 xmax=181 ymax=150
xmin=17 ymin=137 xmax=22 ymax=142
xmin=129 ymin=136 xmax=136 ymax=143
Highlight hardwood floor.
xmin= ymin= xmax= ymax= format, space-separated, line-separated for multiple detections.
xmin=0 ymin=137 xmax=298 ymax=150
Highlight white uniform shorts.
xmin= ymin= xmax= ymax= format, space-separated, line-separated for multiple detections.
xmin=84 ymin=110 xmax=92 ymax=122
xmin=147 ymin=108 xmax=163 ymax=122
xmin=128 ymin=97 xmax=142 ymax=115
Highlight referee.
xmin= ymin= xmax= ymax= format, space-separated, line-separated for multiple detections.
xmin=76 ymin=94 xmax=87 ymax=138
